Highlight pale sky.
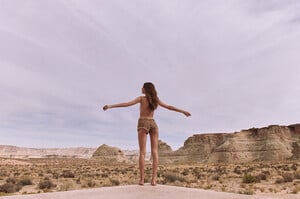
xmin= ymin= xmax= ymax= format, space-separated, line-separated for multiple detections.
xmin=0 ymin=0 xmax=300 ymax=150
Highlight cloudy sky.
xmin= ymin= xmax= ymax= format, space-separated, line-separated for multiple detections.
xmin=0 ymin=0 xmax=300 ymax=150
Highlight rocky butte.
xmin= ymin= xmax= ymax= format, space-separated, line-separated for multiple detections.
xmin=159 ymin=124 xmax=300 ymax=164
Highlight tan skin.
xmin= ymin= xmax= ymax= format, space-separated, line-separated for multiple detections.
xmin=103 ymin=88 xmax=191 ymax=185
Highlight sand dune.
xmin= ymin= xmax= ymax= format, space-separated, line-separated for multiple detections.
xmin=1 ymin=185 xmax=299 ymax=199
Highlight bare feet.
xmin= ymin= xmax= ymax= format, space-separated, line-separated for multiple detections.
xmin=139 ymin=179 xmax=144 ymax=186
xmin=151 ymin=178 xmax=156 ymax=186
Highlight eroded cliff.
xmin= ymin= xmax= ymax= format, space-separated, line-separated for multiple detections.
xmin=159 ymin=124 xmax=300 ymax=163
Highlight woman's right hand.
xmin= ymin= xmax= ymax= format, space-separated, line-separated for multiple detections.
xmin=103 ymin=105 xmax=109 ymax=111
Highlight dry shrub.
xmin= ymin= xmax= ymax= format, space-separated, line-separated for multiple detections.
xmin=6 ymin=177 xmax=17 ymax=184
xmin=18 ymin=177 xmax=33 ymax=186
xmin=291 ymin=164 xmax=298 ymax=171
xmin=282 ymin=173 xmax=294 ymax=182
xmin=0 ymin=171 xmax=7 ymax=177
xmin=38 ymin=179 xmax=56 ymax=190
xmin=242 ymin=173 xmax=258 ymax=183
xmin=234 ymin=167 xmax=242 ymax=175
xmin=163 ymin=172 xmax=186 ymax=183
xmin=256 ymin=173 xmax=267 ymax=181
xmin=292 ymin=185 xmax=300 ymax=194
xmin=181 ymin=169 xmax=189 ymax=176
xmin=294 ymin=171 xmax=300 ymax=179
xmin=81 ymin=179 xmax=96 ymax=188
xmin=212 ymin=174 xmax=220 ymax=181
xmin=275 ymin=178 xmax=284 ymax=184
xmin=0 ymin=183 xmax=22 ymax=193
xmin=59 ymin=180 xmax=74 ymax=191
xmin=239 ymin=189 xmax=254 ymax=195
xmin=61 ymin=170 xmax=75 ymax=178
xmin=110 ymin=179 xmax=120 ymax=186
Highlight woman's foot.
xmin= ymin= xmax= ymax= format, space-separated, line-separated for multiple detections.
xmin=151 ymin=179 xmax=156 ymax=186
xmin=139 ymin=179 xmax=144 ymax=186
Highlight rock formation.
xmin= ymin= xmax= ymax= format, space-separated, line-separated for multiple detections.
xmin=0 ymin=145 xmax=96 ymax=159
xmin=158 ymin=140 xmax=173 ymax=164
xmin=92 ymin=144 xmax=132 ymax=163
xmin=2 ymin=123 xmax=300 ymax=164
xmin=159 ymin=124 xmax=300 ymax=164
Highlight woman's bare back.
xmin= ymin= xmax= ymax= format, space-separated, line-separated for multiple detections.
xmin=139 ymin=96 xmax=155 ymax=118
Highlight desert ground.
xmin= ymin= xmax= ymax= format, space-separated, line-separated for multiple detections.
xmin=0 ymin=158 xmax=299 ymax=197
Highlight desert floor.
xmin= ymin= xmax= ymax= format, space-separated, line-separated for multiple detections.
xmin=0 ymin=158 xmax=300 ymax=197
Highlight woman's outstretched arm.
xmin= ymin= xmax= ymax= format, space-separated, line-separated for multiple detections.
xmin=158 ymin=99 xmax=191 ymax=117
xmin=103 ymin=97 xmax=141 ymax=111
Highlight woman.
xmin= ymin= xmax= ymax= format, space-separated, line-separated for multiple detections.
xmin=103 ymin=82 xmax=191 ymax=186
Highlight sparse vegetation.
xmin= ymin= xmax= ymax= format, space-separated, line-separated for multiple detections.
xmin=61 ymin=170 xmax=75 ymax=178
xmin=242 ymin=173 xmax=257 ymax=184
xmin=1 ymin=158 xmax=300 ymax=196
xmin=110 ymin=179 xmax=120 ymax=186
xmin=163 ymin=172 xmax=186 ymax=184
xmin=18 ymin=177 xmax=33 ymax=186
xmin=38 ymin=178 xmax=57 ymax=190
xmin=282 ymin=173 xmax=294 ymax=182
xmin=0 ymin=183 xmax=21 ymax=193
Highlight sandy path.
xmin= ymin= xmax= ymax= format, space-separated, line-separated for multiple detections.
xmin=1 ymin=185 xmax=299 ymax=199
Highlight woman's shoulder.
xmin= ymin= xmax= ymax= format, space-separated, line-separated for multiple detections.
xmin=135 ymin=96 xmax=146 ymax=101
xmin=139 ymin=96 xmax=148 ymax=102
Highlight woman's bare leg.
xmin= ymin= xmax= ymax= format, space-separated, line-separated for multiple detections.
xmin=149 ymin=129 xmax=159 ymax=186
xmin=138 ymin=129 xmax=147 ymax=185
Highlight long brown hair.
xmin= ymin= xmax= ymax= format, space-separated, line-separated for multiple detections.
xmin=143 ymin=82 xmax=158 ymax=110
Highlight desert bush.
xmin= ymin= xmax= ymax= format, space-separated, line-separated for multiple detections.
xmin=18 ymin=177 xmax=33 ymax=186
xmin=212 ymin=174 xmax=220 ymax=181
xmin=294 ymin=171 xmax=300 ymax=179
xmin=275 ymin=178 xmax=285 ymax=184
xmin=0 ymin=183 xmax=22 ymax=193
xmin=181 ymin=169 xmax=189 ymax=176
xmin=239 ymin=189 xmax=254 ymax=195
xmin=256 ymin=173 xmax=267 ymax=181
xmin=292 ymin=185 xmax=300 ymax=194
xmin=0 ymin=171 xmax=7 ymax=177
xmin=52 ymin=172 xmax=59 ymax=179
xmin=204 ymin=184 xmax=213 ymax=189
xmin=215 ymin=166 xmax=227 ymax=174
xmin=59 ymin=180 xmax=74 ymax=191
xmin=291 ymin=164 xmax=298 ymax=171
xmin=246 ymin=167 xmax=255 ymax=173
xmin=6 ymin=177 xmax=17 ymax=184
xmin=163 ymin=172 xmax=186 ymax=183
xmin=86 ymin=180 xmax=96 ymax=188
xmin=61 ymin=170 xmax=75 ymax=178
xmin=101 ymin=173 xmax=109 ymax=178
xmin=282 ymin=173 xmax=294 ymax=182
xmin=261 ymin=170 xmax=270 ymax=175
xmin=234 ymin=167 xmax=242 ymax=175
xmin=110 ymin=179 xmax=120 ymax=186
xmin=38 ymin=179 xmax=56 ymax=190
xmin=242 ymin=173 xmax=257 ymax=183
